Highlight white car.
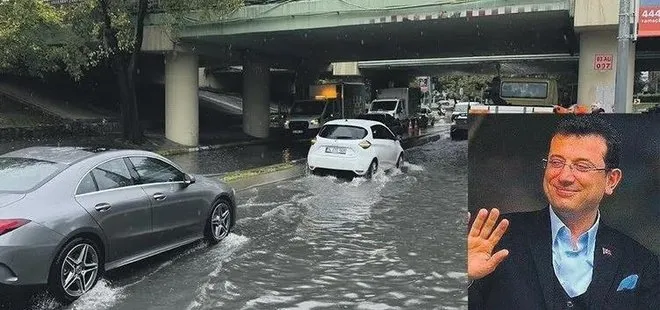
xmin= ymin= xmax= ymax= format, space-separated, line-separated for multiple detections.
xmin=307 ymin=119 xmax=405 ymax=177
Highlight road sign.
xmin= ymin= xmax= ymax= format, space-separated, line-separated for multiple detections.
xmin=594 ymin=54 xmax=614 ymax=71
xmin=637 ymin=0 xmax=660 ymax=37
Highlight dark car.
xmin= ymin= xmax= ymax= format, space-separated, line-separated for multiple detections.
xmin=356 ymin=113 xmax=405 ymax=136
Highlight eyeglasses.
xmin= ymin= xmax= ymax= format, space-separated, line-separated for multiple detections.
xmin=542 ymin=159 xmax=609 ymax=173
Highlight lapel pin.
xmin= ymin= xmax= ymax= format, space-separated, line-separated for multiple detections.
xmin=602 ymin=247 xmax=612 ymax=256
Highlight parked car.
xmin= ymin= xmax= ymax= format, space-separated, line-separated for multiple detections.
xmin=450 ymin=101 xmax=484 ymax=140
xmin=307 ymin=119 xmax=404 ymax=178
xmin=0 ymin=147 xmax=236 ymax=303
xmin=416 ymin=106 xmax=436 ymax=128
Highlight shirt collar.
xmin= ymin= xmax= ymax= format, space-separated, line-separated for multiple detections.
xmin=549 ymin=205 xmax=600 ymax=245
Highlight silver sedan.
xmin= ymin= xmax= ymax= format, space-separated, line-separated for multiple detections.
xmin=0 ymin=147 xmax=236 ymax=303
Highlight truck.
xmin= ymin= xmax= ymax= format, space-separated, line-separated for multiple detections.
xmin=367 ymin=87 xmax=422 ymax=127
xmin=450 ymin=77 xmax=564 ymax=140
xmin=481 ymin=77 xmax=561 ymax=109
xmin=284 ymin=82 xmax=368 ymax=137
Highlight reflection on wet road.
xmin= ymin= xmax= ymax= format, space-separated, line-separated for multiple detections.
xmin=14 ymin=129 xmax=468 ymax=310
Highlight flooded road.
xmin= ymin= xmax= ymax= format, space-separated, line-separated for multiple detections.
xmin=12 ymin=129 xmax=468 ymax=310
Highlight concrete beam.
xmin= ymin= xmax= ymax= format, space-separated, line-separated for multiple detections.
xmin=145 ymin=0 xmax=568 ymax=38
xmin=573 ymin=0 xmax=620 ymax=31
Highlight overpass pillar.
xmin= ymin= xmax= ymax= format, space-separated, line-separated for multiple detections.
xmin=243 ymin=51 xmax=270 ymax=138
xmin=576 ymin=31 xmax=635 ymax=113
xmin=165 ymin=51 xmax=199 ymax=146
xmin=574 ymin=0 xmax=635 ymax=113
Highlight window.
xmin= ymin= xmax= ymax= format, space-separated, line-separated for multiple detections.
xmin=76 ymin=172 xmax=97 ymax=195
xmin=500 ymin=82 xmax=548 ymax=99
xmin=129 ymin=157 xmax=184 ymax=184
xmin=92 ymin=159 xmax=134 ymax=191
xmin=319 ymin=125 xmax=368 ymax=140
xmin=371 ymin=100 xmax=397 ymax=111
xmin=291 ymin=100 xmax=326 ymax=115
xmin=0 ymin=157 xmax=65 ymax=192
xmin=371 ymin=125 xmax=395 ymax=140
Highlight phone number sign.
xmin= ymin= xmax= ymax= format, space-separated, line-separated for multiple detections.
xmin=593 ymin=54 xmax=613 ymax=71
xmin=638 ymin=0 xmax=660 ymax=37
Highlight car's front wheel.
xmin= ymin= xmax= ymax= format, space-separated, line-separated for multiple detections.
xmin=396 ymin=153 xmax=404 ymax=169
xmin=205 ymin=200 xmax=233 ymax=245
xmin=365 ymin=159 xmax=378 ymax=179
xmin=48 ymin=237 xmax=102 ymax=304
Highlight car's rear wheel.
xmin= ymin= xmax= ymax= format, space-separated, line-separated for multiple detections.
xmin=205 ymin=200 xmax=233 ymax=245
xmin=48 ymin=237 xmax=101 ymax=304
xmin=365 ymin=159 xmax=378 ymax=179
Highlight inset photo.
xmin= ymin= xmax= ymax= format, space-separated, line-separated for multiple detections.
xmin=467 ymin=114 xmax=660 ymax=309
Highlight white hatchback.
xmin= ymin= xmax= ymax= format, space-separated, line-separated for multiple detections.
xmin=307 ymin=119 xmax=405 ymax=177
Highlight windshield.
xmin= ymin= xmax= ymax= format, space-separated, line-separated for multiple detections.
xmin=0 ymin=157 xmax=65 ymax=192
xmin=500 ymin=82 xmax=548 ymax=99
xmin=371 ymin=100 xmax=398 ymax=111
xmin=319 ymin=125 xmax=368 ymax=140
xmin=454 ymin=104 xmax=469 ymax=113
xmin=291 ymin=100 xmax=326 ymax=115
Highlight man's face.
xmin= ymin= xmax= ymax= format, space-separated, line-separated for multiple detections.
xmin=542 ymin=134 xmax=622 ymax=215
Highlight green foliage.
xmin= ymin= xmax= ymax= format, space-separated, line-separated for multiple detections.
xmin=0 ymin=0 xmax=65 ymax=76
xmin=0 ymin=0 xmax=243 ymax=79
xmin=437 ymin=74 xmax=492 ymax=99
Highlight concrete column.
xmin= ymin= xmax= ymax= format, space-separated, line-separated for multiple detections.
xmin=577 ymin=30 xmax=635 ymax=113
xmin=243 ymin=51 xmax=270 ymax=138
xmin=165 ymin=52 xmax=199 ymax=146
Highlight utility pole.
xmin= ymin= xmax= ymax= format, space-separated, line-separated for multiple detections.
xmin=614 ymin=0 xmax=633 ymax=113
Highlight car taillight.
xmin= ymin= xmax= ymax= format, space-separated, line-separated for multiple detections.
xmin=359 ymin=140 xmax=372 ymax=149
xmin=0 ymin=219 xmax=30 ymax=236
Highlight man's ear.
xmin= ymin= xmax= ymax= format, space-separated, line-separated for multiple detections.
xmin=605 ymin=168 xmax=623 ymax=195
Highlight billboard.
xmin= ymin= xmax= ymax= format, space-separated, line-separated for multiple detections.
xmin=637 ymin=0 xmax=660 ymax=37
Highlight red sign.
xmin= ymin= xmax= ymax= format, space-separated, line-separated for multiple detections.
xmin=593 ymin=54 xmax=613 ymax=71
xmin=638 ymin=1 xmax=660 ymax=37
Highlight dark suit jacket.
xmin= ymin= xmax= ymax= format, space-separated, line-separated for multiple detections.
xmin=469 ymin=207 xmax=660 ymax=310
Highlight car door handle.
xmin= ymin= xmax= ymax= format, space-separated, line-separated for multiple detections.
xmin=153 ymin=193 xmax=167 ymax=201
xmin=94 ymin=203 xmax=112 ymax=212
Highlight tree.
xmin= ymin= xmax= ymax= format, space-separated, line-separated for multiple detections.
xmin=437 ymin=74 xmax=491 ymax=101
xmin=0 ymin=0 xmax=243 ymax=143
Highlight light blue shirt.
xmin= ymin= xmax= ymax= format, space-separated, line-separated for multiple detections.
xmin=549 ymin=206 xmax=600 ymax=298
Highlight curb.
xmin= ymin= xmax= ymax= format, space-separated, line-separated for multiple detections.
xmin=212 ymin=159 xmax=308 ymax=191
xmin=156 ymin=128 xmax=445 ymax=157
xmin=155 ymin=137 xmax=313 ymax=157
xmin=206 ymin=130 xmax=444 ymax=191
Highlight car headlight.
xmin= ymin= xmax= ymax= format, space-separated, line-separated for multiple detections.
xmin=284 ymin=120 xmax=290 ymax=129
xmin=310 ymin=119 xmax=320 ymax=125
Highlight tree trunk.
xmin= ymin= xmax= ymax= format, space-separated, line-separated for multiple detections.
xmin=98 ymin=0 xmax=147 ymax=145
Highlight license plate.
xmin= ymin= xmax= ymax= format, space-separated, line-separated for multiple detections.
xmin=292 ymin=130 xmax=303 ymax=134
xmin=325 ymin=147 xmax=346 ymax=154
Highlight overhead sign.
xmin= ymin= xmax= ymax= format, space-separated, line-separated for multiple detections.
xmin=637 ymin=0 xmax=660 ymax=37
xmin=593 ymin=54 xmax=614 ymax=71
xmin=417 ymin=76 xmax=430 ymax=93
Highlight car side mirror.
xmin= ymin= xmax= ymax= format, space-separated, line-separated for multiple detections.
xmin=184 ymin=173 xmax=196 ymax=186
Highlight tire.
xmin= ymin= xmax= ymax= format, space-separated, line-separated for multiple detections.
xmin=365 ymin=159 xmax=378 ymax=179
xmin=48 ymin=237 xmax=102 ymax=304
xmin=205 ymin=199 xmax=233 ymax=245
xmin=396 ymin=153 xmax=404 ymax=169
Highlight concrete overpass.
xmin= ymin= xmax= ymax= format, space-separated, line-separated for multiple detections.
xmin=141 ymin=0 xmax=649 ymax=146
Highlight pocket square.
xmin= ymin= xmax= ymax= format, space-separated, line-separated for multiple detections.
xmin=616 ymin=274 xmax=639 ymax=291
